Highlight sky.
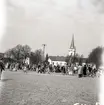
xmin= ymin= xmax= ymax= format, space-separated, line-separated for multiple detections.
xmin=0 ymin=0 xmax=104 ymax=57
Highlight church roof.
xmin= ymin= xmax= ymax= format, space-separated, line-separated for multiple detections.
xmin=70 ymin=34 xmax=76 ymax=49
xmin=49 ymin=56 xmax=66 ymax=61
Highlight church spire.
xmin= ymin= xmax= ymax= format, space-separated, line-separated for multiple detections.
xmin=68 ymin=34 xmax=76 ymax=56
xmin=70 ymin=34 xmax=75 ymax=49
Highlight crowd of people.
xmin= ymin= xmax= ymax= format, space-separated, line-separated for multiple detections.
xmin=4 ymin=61 xmax=99 ymax=78
xmin=0 ymin=55 xmax=102 ymax=79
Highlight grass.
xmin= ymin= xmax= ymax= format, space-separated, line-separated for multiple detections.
xmin=0 ymin=70 xmax=99 ymax=105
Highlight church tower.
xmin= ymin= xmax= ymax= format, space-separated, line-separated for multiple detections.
xmin=68 ymin=34 xmax=76 ymax=56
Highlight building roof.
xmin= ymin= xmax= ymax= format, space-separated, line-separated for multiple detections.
xmin=49 ymin=56 xmax=66 ymax=61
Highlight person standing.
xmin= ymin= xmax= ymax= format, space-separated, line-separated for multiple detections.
xmin=78 ymin=64 xmax=83 ymax=78
xmin=0 ymin=59 xmax=5 ymax=80
xmin=83 ymin=64 xmax=87 ymax=77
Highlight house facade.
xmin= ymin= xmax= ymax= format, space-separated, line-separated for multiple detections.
xmin=48 ymin=56 xmax=67 ymax=66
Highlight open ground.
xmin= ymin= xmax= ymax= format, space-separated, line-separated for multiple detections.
xmin=0 ymin=70 xmax=99 ymax=105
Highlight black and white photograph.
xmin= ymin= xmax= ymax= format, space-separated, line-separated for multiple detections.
xmin=0 ymin=0 xmax=104 ymax=105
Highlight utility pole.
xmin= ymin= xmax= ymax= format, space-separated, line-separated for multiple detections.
xmin=42 ymin=44 xmax=46 ymax=61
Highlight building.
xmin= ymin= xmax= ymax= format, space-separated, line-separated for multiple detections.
xmin=48 ymin=35 xmax=76 ymax=66
xmin=24 ymin=57 xmax=30 ymax=65
xmin=48 ymin=56 xmax=66 ymax=66
xmin=68 ymin=34 xmax=76 ymax=56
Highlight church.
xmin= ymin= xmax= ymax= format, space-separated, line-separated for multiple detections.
xmin=68 ymin=35 xmax=76 ymax=56
xmin=24 ymin=35 xmax=78 ymax=66
xmin=48 ymin=35 xmax=76 ymax=66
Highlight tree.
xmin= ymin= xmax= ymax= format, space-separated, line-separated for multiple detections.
xmin=4 ymin=44 xmax=31 ymax=62
xmin=88 ymin=46 xmax=104 ymax=68
xmin=12 ymin=44 xmax=23 ymax=60
xmin=65 ymin=54 xmax=79 ymax=65
xmin=5 ymin=49 xmax=12 ymax=58
xmin=22 ymin=45 xmax=31 ymax=58
xmin=65 ymin=55 xmax=70 ymax=64
xmin=30 ymin=49 xmax=43 ymax=65
xmin=45 ymin=53 xmax=49 ymax=64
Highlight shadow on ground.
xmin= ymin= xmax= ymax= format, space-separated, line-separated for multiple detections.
xmin=1 ymin=79 xmax=13 ymax=82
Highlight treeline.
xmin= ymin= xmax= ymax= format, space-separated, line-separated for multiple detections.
xmin=4 ymin=44 xmax=45 ymax=64
xmin=4 ymin=44 xmax=104 ymax=68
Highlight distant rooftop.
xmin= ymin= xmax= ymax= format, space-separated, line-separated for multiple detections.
xmin=49 ymin=56 xmax=66 ymax=61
